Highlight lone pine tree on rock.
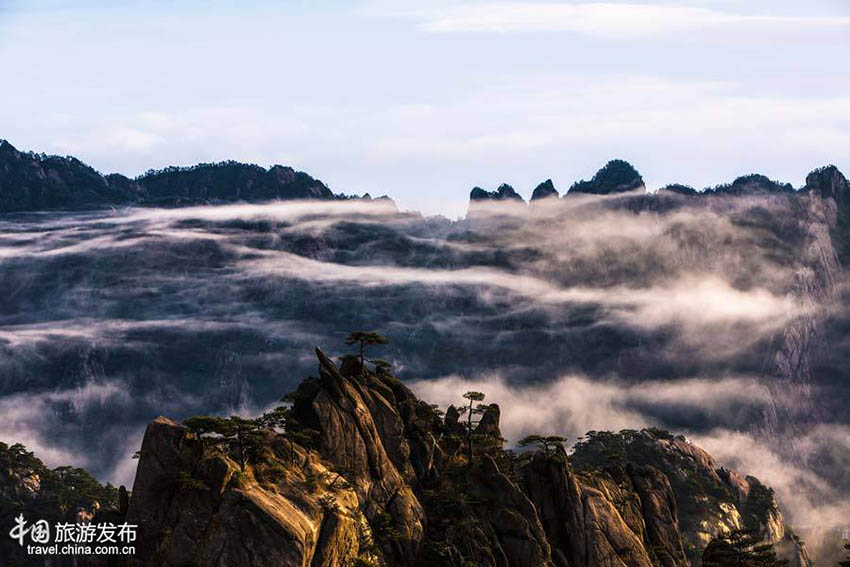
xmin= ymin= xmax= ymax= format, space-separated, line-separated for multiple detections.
xmin=518 ymin=434 xmax=568 ymax=458
xmin=345 ymin=330 xmax=389 ymax=375
xmin=459 ymin=391 xmax=486 ymax=462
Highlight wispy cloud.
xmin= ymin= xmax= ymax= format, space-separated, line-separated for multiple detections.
xmin=399 ymin=2 xmax=850 ymax=37
xmin=0 ymin=381 xmax=131 ymax=470
xmin=409 ymin=372 xmax=772 ymax=443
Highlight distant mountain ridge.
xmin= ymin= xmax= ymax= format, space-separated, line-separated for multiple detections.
xmin=2 ymin=140 xmax=846 ymax=215
xmin=0 ymin=140 xmax=357 ymax=213
xmin=469 ymin=160 xmax=845 ymax=207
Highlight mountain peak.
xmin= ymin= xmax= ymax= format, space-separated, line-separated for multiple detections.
xmin=531 ymin=179 xmax=559 ymax=200
xmin=805 ymin=164 xmax=849 ymax=201
xmin=469 ymin=183 xmax=525 ymax=203
xmin=567 ymin=159 xmax=645 ymax=196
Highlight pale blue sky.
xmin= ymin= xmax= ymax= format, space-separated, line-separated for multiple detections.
xmin=1 ymin=0 xmax=848 ymax=216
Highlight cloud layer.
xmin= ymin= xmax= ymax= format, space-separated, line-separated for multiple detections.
xmin=405 ymin=2 xmax=850 ymax=37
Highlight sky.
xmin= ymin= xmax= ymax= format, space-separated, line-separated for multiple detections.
xmin=1 ymin=0 xmax=849 ymax=217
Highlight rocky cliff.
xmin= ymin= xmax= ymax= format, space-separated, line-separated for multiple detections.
xmin=530 ymin=179 xmax=559 ymax=200
xmin=120 ymin=348 xmax=808 ymax=567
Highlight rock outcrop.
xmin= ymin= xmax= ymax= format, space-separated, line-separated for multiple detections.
xmin=569 ymin=429 xmax=809 ymax=566
xmin=126 ymin=415 xmax=375 ymax=567
xmin=120 ymin=350 xmax=806 ymax=567
xmin=531 ymin=179 xmax=559 ymax=200
xmin=290 ymin=348 xmax=425 ymax=564
xmin=470 ymin=183 xmax=526 ymax=203
xmin=566 ymin=159 xmax=645 ymax=196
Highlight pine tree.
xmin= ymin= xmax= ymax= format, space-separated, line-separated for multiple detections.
xmin=345 ymin=331 xmax=389 ymax=374
xmin=518 ymin=434 xmax=567 ymax=457
xmin=183 ymin=415 xmax=266 ymax=471
xmin=458 ymin=391 xmax=486 ymax=462
xmin=702 ymin=528 xmax=788 ymax=567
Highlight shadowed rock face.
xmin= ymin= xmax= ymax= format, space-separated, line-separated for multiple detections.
xmin=137 ymin=162 xmax=335 ymax=205
xmin=567 ymin=159 xmax=645 ymax=196
xmin=120 ymin=350 xmax=805 ymax=567
xmin=531 ymin=179 xmax=559 ymax=201
xmin=0 ymin=140 xmax=144 ymax=212
xmin=470 ymin=183 xmax=526 ymax=203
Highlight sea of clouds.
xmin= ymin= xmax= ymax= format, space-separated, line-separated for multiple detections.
xmin=0 ymin=196 xmax=847 ymax=555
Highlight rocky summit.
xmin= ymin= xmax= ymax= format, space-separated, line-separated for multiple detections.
xmin=0 ymin=348 xmax=803 ymax=567
xmin=470 ymin=183 xmax=526 ymax=203
xmin=566 ymin=159 xmax=645 ymax=196
xmin=530 ymin=179 xmax=559 ymax=200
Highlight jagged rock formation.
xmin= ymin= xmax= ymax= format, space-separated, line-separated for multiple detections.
xmin=531 ymin=179 xmax=559 ymax=200
xmin=567 ymin=430 xmax=809 ymax=565
xmin=0 ymin=139 xmax=340 ymax=212
xmin=470 ymin=183 xmax=526 ymax=203
xmin=122 ymin=349 xmax=807 ymax=567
